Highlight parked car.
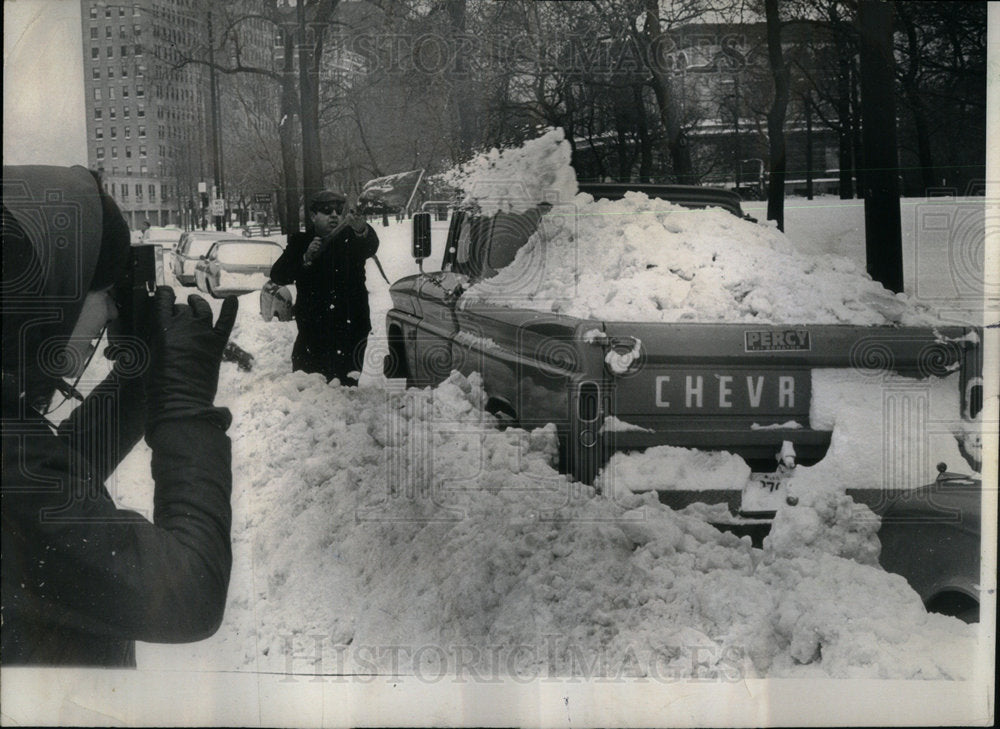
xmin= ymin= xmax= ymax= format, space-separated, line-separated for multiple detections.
xmin=194 ymin=238 xmax=284 ymax=298
xmin=173 ymin=230 xmax=230 ymax=286
xmin=877 ymin=464 xmax=982 ymax=623
xmin=132 ymin=225 xmax=183 ymax=248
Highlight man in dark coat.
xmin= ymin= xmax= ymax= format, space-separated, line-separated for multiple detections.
xmin=269 ymin=189 xmax=379 ymax=386
xmin=2 ymin=165 xmax=238 ymax=666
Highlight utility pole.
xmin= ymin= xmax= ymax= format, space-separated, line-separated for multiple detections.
xmin=207 ymin=9 xmax=225 ymax=231
xmin=858 ymin=0 xmax=903 ymax=292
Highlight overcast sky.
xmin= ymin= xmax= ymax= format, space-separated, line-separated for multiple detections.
xmin=4 ymin=0 xmax=88 ymax=166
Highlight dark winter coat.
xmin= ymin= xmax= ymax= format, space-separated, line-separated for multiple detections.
xmin=1 ymin=166 xmax=233 ymax=666
xmin=269 ymin=224 xmax=379 ymax=382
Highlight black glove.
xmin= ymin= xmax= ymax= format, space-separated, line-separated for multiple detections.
xmin=145 ymin=287 xmax=238 ymax=433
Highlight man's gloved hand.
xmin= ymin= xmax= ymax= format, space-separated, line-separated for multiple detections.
xmin=145 ymin=286 xmax=238 ymax=433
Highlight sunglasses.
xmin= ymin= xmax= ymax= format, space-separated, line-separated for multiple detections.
xmin=313 ymin=202 xmax=345 ymax=216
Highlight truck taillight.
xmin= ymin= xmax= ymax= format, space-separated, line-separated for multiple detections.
xmin=578 ymin=382 xmax=600 ymax=422
xmin=965 ymin=377 xmax=983 ymax=420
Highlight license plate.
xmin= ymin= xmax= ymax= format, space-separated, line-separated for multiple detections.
xmin=740 ymin=473 xmax=791 ymax=516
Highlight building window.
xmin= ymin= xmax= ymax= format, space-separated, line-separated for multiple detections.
xmin=133 ymin=6 xmax=139 ymax=16
xmin=93 ymin=88 xmax=102 ymax=100
xmin=138 ymin=125 xmax=146 ymax=138
xmin=109 ymin=107 xmax=117 ymax=119
xmin=140 ymin=145 xmax=147 ymax=157
xmin=124 ymin=127 xmax=131 ymax=139
xmin=120 ymin=184 xmax=128 ymax=198
xmin=120 ymin=45 xmax=128 ymax=56
xmin=108 ymin=87 xmax=115 ymax=99
xmin=94 ymin=108 xmax=102 ymax=120
xmin=126 ymin=166 xmax=133 ymax=175
xmin=122 ymin=86 xmax=129 ymax=99
xmin=134 ymin=24 xmax=141 ymax=35
xmin=105 ymin=26 xmax=112 ymax=39
xmin=126 ymin=147 xmax=132 ymax=158
xmin=119 ymin=24 xmax=126 ymax=38
xmin=90 ymin=7 xmax=97 ymax=19
xmin=106 ymin=46 xmax=113 ymax=57
xmin=121 ymin=65 xmax=128 ymax=77
xmin=136 ymin=85 xmax=144 ymax=97
xmin=110 ymin=127 xmax=117 ymax=139
xmin=137 ymin=105 xmax=145 ymax=118
xmin=91 ymin=47 xmax=100 ymax=59
xmin=111 ymin=146 xmax=118 ymax=158
xmin=92 ymin=67 xmax=101 ymax=80
xmin=135 ymin=184 xmax=142 ymax=198
xmin=91 ymin=27 xmax=99 ymax=39
xmin=148 ymin=184 xmax=155 ymax=197
xmin=123 ymin=106 xmax=130 ymax=119
xmin=105 ymin=8 xmax=111 ymax=18
xmin=108 ymin=65 xmax=115 ymax=78
xmin=135 ymin=44 xmax=143 ymax=56
xmin=110 ymin=182 xmax=115 ymax=196
xmin=95 ymin=128 xmax=104 ymax=139
xmin=140 ymin=164 xmax=149 ymax=175
xmin=119 ymin=7 xmax=125 ymax=17
xmin=96 ymin=147 xmax=105 ymax=159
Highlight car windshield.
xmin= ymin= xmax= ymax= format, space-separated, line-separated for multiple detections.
xmin=187 ymin=237 xmax=222 ymax=257
xmin=215 ymin=242 xmax=283 ymax=265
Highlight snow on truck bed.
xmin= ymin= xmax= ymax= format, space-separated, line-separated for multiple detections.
xmin=452 ymin=128 xmax=953 ymax=328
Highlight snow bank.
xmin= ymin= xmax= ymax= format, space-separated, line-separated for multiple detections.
xmin=182 ymin=305 xmax=975 ymax=681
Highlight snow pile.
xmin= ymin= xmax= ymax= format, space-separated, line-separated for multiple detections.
xmin=598 ymin=445 xmax=752 ymax=493
xmin=442 ymin=127 xmax=578 ymax=215
xmin=764 ymin=481 xmax=881 ymax=566
xmin=183 ymin=306 xmax=976 ymax=681
xmin=453 ymin=132 xmax=949 ymax=327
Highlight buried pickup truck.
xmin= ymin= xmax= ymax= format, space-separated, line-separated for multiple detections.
xmin=383 ymin=184 xmax=983 ymax=517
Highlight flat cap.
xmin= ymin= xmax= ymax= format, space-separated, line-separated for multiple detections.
xmin=309 ymin=189 xmax=347 ymax=208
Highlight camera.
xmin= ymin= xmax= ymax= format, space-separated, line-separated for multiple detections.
xmin=111 ymin=243 xmax=164 ymax=343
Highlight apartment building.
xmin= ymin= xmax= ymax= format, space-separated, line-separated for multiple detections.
xmin=80 ymin=0 xmax=209 ymax=228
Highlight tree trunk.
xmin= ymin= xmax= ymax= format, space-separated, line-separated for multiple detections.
xmin=446 ymin=0 xmax=476 ymax=158
xmin=635 ymin=85 xmax=653 ymax=182
xmin=640 ymin=0 xmax=693 ymax=184
xmin=297 ymin=0 xmax=329 ymax=203
xmin=648 ymin=75 xmax=694 ymax=184
xmin=765 ymin=0 xmax=789 ymax=231
xmin=280 ymin=29 xmax=300 ymax=234
xmin=857 ymin=0 xmax=904 ymax=293
xmin=850 ymin=63 xmax=865 ymax=199
xmin=836 ymin=37 xmax=854 ymax=199
xmin=898 ymin=7 xmax=936 ymax=194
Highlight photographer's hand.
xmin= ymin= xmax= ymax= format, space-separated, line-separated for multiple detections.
xmin=146 ymin=287 xmax=238 ymax=433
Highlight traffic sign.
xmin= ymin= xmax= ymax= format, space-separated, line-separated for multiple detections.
xmin=211 ymin=198 xmax=225 ymax=216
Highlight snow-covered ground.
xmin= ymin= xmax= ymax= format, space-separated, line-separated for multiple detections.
xmin=101 ymin=133 xmax=991 ymax=688
xmin=14 ymin=132 xmax=984 ymax=727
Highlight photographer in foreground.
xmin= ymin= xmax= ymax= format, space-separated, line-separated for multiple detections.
xmin=2 ymin=165 xmax=238 ymax=666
